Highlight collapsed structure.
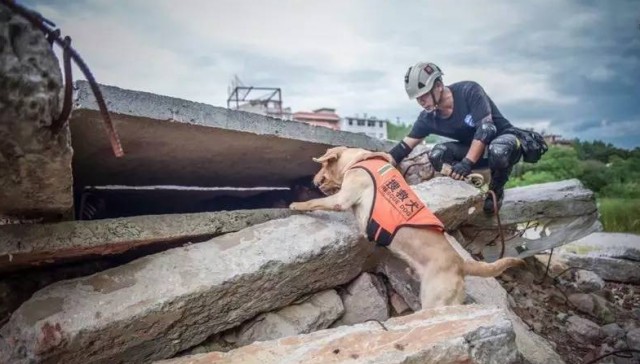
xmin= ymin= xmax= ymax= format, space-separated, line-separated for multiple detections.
xmin=4 ymin=5 xmax=638 ymax=364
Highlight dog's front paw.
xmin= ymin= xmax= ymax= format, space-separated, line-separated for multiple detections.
xmin=289 ymin=202 xmax=305 ymax=211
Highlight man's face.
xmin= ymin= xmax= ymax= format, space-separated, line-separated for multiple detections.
xmin=416 ymin=92 xmax=436 ymax=112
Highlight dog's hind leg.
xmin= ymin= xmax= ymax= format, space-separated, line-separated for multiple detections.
xmin=418 ymin=267 xmax=465 ymax=310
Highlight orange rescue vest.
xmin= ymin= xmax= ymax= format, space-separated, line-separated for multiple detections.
xmin=350 ymin=158 xmax=445 ymax=246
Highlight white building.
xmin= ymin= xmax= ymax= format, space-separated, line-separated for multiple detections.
xmin=340 ymin=114 xmax=388 ymax=140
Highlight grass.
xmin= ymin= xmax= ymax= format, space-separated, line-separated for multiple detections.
xmin=597 ymin=198 xmax=640 ymax=234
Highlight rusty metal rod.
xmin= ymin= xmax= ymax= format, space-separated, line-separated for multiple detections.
xmin=51 ymin=36 xmax=73 ymax=134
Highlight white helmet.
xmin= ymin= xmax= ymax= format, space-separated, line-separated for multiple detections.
xmin=404 ymin=62 xmax=444 ymax=99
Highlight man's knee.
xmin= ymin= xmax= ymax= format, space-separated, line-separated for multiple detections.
xmin=488 ymin=134 xmax=521 ymax=170
xmin=428 ymin=143 xmax=449 ymax=171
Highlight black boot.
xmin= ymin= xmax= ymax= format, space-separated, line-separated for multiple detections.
xmin=483 ymin=188 xmax=504 ymax=214
xmin=483 ymin=169 xmax=509 ymax=214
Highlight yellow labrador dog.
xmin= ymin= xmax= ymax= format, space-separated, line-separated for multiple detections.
xmin=290 ymin=146 xmax=523 ymax=309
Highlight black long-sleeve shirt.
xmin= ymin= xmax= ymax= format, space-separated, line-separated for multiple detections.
xmin=408 ymin=81 xmax=513 ymax=144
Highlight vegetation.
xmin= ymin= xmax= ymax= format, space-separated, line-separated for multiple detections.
xmin=386 ymin=121 xmax=438 ymax=143
xmin=508 ymin=140 xmax=640 ymax=233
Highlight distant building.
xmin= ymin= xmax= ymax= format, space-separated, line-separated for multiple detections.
xmin=227 ymin=77 xmax=292 ymax=120
xmin=237 ymin=102 xmax=293 ymax=120
xmin=340 ymin=114 xmax=388 ymax=140
xmin=292 ymin=108 xmax=341 ymax=130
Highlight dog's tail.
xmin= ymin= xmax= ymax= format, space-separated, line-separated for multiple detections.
xmin=463 ymin=257 xmax=524 ymax=277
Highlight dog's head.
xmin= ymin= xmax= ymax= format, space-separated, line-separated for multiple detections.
xmin=312 ymin=147 xmax=393 ymax=195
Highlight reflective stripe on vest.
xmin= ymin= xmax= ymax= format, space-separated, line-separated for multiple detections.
xmin=350 ymin=158 xmax=445 ymax=246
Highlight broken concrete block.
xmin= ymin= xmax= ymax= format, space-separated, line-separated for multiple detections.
xmin=0 ymin=4 xmax=73 ymax=219
xmin=601 ymin=323 xmax=625 ymax=341
xmin=159 ymin=305 xmax=522 ymax=364
xmin=566 ymin=315 xmax=603 ymax=344
xmin=189 ymin=289 xmax=344 ymax=354
xmin=561 ymin=232 xmax=640 ymax=261
xmin=574 ymin=270 xmax=605 ymax=293
xmin=0 ymin=209 xmax=295 ymax=272
xmin=70 ymin=80 xmax=392 ymax=190
xmin=557 ymin=232 xmax=640 ymax=283
xmin=332 ymin=273 xmax=388 ymax=327
xmin=463 ymin=179 xmax=601 ymax=261
xmin=412 ymin=177 xmax=484 ymax=230
xmin=567 ymin=293 xmax=616 ymax=324
xmin=398 ymin=144 xmax=434 ymax=185
xmin=0 ymin=258 xmax=117 ymax=325
xmin=0 ymin=212 xmax=370 ymax=364
xmin=375 ymin=251 xmax=422 ymax=311
xmin=389 ymin=289 xmax=412 ymax=316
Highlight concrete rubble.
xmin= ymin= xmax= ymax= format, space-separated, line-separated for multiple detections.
xmin=556 ymin=232 xmax=640 ymax=283
xmin=331 ymin=272 xmax=389 ymax=327
xmin=0 ymin=209 xmax=295 ymax=271
xmin=462 ymin=179 xmax=602 ymax=261
xmin=187 ymin=289 xmax=344 ymax=354
xmin=0 ymin=213 xmax=370 ymax=363
xmin=566 ymin=315 xmax=603 ymax=344
xmin=0 ymin=4 xmax=73 ymax=219
xmin=159 ymin=305 xmax=522 ymax=364
xmin=574 ymin=270 xmax=605 ymax=293
xmin=397 ymin=144 xmax=434 ymax=185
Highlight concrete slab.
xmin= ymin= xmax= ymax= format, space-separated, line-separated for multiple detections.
xmin=461 ymin=179 xmax=601 ymax=261
xmin=161 ymin=305 xmax=521 ymax=364
xmin=0 ymin=5 xmax=72 ymax=219
xmin=0 ymin=212 xmax=370 ymax=364
xmin=0 ymin=209 xmax=294 ymax=272
xmin=70 ymin=81 xmax=391 ymax=188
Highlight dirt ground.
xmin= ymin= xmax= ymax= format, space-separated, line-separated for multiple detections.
xmin=497 ymin=255 xmax=640 ymax=364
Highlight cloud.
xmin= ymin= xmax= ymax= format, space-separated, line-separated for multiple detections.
xmin=27 ymin=0 xmax=640 ymax=148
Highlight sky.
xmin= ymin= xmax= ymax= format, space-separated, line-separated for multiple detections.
xmin=26 ymin=0 xmax=640 ymax=149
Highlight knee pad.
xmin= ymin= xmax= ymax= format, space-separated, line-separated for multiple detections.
xmin=428 ymin=144 xmax=448 ymax=171
xmin=488 ymin=134 xmax=521 ymax=170
xmin=473 ymin=121 xmax=497 ymax=144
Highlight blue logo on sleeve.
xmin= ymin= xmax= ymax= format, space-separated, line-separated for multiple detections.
xmin=464 ymin=114 xmax=475 ymax=127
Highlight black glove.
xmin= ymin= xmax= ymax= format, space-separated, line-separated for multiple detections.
xmin=451 ymin=158 xmax=473 ymax=178
xmin=388 ymin=141 xmax=413 ymax=165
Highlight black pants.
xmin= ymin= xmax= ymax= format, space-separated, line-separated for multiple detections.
xmin=428 ymin=134 xmax=522 ymax=192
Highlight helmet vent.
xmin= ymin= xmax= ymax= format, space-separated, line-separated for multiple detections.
xmin=417 ymin=82 xmax=426 ymax=89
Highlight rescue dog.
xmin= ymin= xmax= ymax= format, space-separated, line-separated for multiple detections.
xmin=289 ymin=146 xmax=523 ymax=309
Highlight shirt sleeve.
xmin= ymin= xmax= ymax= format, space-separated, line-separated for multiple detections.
xmin=466 ymin=82 xmax=493 ymax=126
xmin=407 ymin=111 xmax=432 ymax=139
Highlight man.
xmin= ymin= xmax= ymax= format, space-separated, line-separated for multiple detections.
xmin=388 ymin=62 xmax=522 ymax=213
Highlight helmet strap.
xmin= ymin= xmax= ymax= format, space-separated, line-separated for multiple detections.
xmin=429 ymin=81 xmax=442 ymax=111
xmin=434 ymin=80 xmax=447 ymax=110
xmin=432 ymin=90 xmax=439 ymax=108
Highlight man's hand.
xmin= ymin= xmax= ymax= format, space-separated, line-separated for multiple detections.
xmin=450 ymin=158 xmax=473 ymax=180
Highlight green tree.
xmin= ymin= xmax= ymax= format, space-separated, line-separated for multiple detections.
xmin=386 ymin=122 xmax=411 ymax=141
xmin=386 ymin=122 xmax=439 ymax=143
xmin=507 ymin=146 xmax=582 ymax=187
xmin=579 ymin=159 xmax=608 ymax=193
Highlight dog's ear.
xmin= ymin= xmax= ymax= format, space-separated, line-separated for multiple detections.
xmin=313 ymin=147 xmax=347 ymax=163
